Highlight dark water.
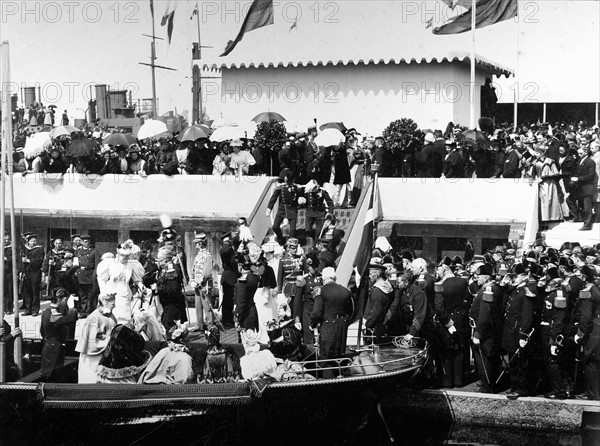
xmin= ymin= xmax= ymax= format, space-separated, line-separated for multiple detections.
xmin=1 ymin=411 xmax=598 ymax=446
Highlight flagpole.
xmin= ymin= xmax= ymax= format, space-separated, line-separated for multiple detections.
xmin=0 ymin=41 xmax=8 ymax=382
xmin=3 ymin=42 xmax=22 ymax=377
xmin=470 ymin=0 xmax=476 ymax=129
xmin=513 ymin=1 xmax=520 ymax=131
xmin=150 ymin=3 xmax=158 ymax=117
xmin=196 ymin=3 xmax=204 ymax=124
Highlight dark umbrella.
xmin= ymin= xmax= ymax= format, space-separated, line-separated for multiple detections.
xmin=178 ymin=125 xmax=212 ymax=142
xmin=103 ymin=133 xmax=137 ymax=147
xmin=463 ymin=129 xmax=489 ymax=143
xmin=252 ymin=112 xmax=286 ymax=123
xmin=66 ymin=138 xmax=98 ymax=158
xmin=319 ymin=122 xmax=347 ymax=133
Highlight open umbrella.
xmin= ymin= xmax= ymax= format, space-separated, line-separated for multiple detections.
xmin=463 ymin=129 xmax=489 ymax=143
xmin=210 ymin=126 xmax=248 ymax=142
xmin=138 ymin=119 xmax=168 ymax=140
xmin=50 ymin=125 xmax=82 ymax=140
xmin=315 ymin=128 xmax=345 ymax=147
xmin=23 ymin=132 xmax=51 ymax=158
xmin=319 ymin=122 xmax=347 ymax=133
xmin=211 ymin=116 xmax=237 ymax=129
xmin=179 ymin=125 xmax=212 ymax=142
xmin=252 ymin=112 xmax=286 ymax=123
xmin=103 ymin=133 xmax=138 ymax=147
xmin=66 ymin=138 xmax=98 ymax=158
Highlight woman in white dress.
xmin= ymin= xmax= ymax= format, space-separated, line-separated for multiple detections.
xmin=96 ymin=243 xmax=145 ymax=325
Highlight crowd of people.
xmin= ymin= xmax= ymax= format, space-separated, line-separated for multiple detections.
xmin=2 ymin=206 xmax=600 ymax=402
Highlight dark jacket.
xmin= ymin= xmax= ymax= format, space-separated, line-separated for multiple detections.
xmin=502 ymin=148 xmax=521 ymax=178
xmin=571 ymin=156 xmax=598 ymax=198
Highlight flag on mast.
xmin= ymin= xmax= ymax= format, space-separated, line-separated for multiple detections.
xmin=190 ymin=2 xmax=199 ymax=20
xmin=220 ymin=0 xmax=274 ymax=57
xmin=161 ymin=1 xmax=177 ymax=43
xmin=433 ymin=0 xmax=517 ymax=34
xmin=149 ymin=0 xmax=154 ymax=17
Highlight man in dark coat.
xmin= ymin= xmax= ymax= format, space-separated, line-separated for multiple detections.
xmin=434 ymin=259 xmax=470 ymax=388
xmin=219 ymin=240 xmax=238 ymax=327
xmin=332 ymin=143 xmax=352 ymax=207
xmin=40 ymin=287 xmax=78 ymax=382
xmin=574 ymin=266 xmax=600 ymax=400
xmin=74 ymin=234 xmax=101 ymax=318
xmin=471 ymin=263 xmax=504 ymax=393
xmin=364 ymin=263 xmax=394 ymax=341
xmin=3 ymin=232 xmax=15 ymax=314
xmin=502 ymin=265 xmax=539 ymax=399
xmin=417 ymin=133 xmax=444 ymax=178
xmin=302 ymin=179 xmax=334 ymax=245
xmin=310 ymin=267 xmax=353 ymax=360
xmin=293 ymin=256 xmax=323 ymax=348
xmin=267 ymin=168 xmax=300 ymax=245
xmin=502 ymin=143 xmax=522 ymax=178
xmin=235 ymin=258 xmax=259 ymax=332
xmin=567 ymin=145 xmax=598 ymax=231
xmin=21 ymin=233 xmax=45 ymax=316
xmin=42 ymin=236 xmax=65 ymax=299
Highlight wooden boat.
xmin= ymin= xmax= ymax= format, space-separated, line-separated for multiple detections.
xmin=0 ymin=337 xmax=428 ymax=443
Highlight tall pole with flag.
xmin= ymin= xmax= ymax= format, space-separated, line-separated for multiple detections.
xmin=470 ymin=0 xmax=477 ymax=129
xmin=0 ymin=41 xmax=9 ymax=382
xmin=513 ymin=1 xmax=520 ymax=131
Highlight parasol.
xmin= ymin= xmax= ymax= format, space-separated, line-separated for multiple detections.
xmin=319 ymin=122 xmax=347 ymax=133
xmin=211 ymin=116 xmax=237 ymax=129
xmin=103 ymin=133 xmax=138 ymax=147
xmin=178 ymin=125 xmax=212 ymax=142
xmin=314 ymin=128 xmax=345 ymax=147
xmin=463 ymin=129 xmax=489 ymax=143
xmin=252 ymin=112 xmax=286 ymax=123
xmin=137 ymin=119 xmax=168 ymax=140
xmin=23 ymin=132 xmax=51 ymax=158
xmin=65 ymin=138 xmax=98 ymax=158
xmin=210 ymin=126 xmax=248 ymax=142
xmin=50 ymin=125 xmax=82 ymax=140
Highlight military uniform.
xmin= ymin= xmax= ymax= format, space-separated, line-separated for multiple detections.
xmin=304 ymin=187 xmax=334 ymax=243
xmin=293 ymin=274 xmax=323 ymax=347
xmin=74 ymin=244 xmax=101 ymax=315
xmin=364 ymin=279 xmax=394 ymax=340
xmin=268 ymin=180 xmax=300 ymax=244
xmin=472 ymin=281 xmax=504 ymax=393
xmin=502 ymin=278 xmax=538 ymax=397
xmin=22 ymin=243 xmax=45 ymax=315
xmin=575 ymin=282 xmax=600 ymax=399
xmin=435 ymin=275 xmax=470 ymax=388
xmin=42 ymin=247 xmax=65 ymax=298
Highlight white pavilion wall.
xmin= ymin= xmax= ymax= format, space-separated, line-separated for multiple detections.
xmin=219 ymin=63 xmax=484 ymax=135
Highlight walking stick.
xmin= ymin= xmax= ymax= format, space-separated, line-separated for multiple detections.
xmin=469 ymin=317 xmax=491 ymax=386
xmin=495 ymin=327 xmax=535 ymax=385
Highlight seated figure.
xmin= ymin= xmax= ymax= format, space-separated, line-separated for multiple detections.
xmin=197 ymin=325 xmax=241 ymax=383
xmin=138 ymin=324 xmax=195 ymax=384
xmin=96 ymin=324 xmax=152 ymax=384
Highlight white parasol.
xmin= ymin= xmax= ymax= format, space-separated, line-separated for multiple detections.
xmin=314 ymin=128 xmax=345 ymax=147
xmin=23 ymin=132 xmax=51 ymax=158
xmin=137 ymin=119 xmax=168 ymax=140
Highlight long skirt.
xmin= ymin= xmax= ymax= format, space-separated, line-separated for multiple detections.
xmin=78 ymin=353 xmax=101 ymax=383
xmin=539 ymin=179 xmax=562 ymax=222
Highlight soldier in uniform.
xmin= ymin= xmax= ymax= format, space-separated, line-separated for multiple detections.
xmin=190 ymin=231 xmax=215 ymax=331
xmin=70 ymin=234 xmax=82 ymax=254
xmin=302 ymin=179 xmax=334 ymax=246
xmin=266 ymin=168 xmax=300 ymax=245
xmin=159 ymin=228 xmax=188 ymax=282
xmin=21 ymin=233 xmax=45 ymax=316
xmin=363 ymin=261 xmax=394 ymax=343
xmin=434 ymin=257 xmax=470 ymax=388
xmin=574 ymin=266 xmax=600 ymax=400
xmin=276 ymin=238 xmax=305 ymax=307
xmin=42 ymin=236 xmax=65 ymax=299
xmin=471 ymin=263 xmax=504 ymax=393
xmin=293 ymin=255 xmax=322 ymax=349
xmin=57 ymin=248 xmax=79 ymax=296
xmin=503 ymin=263 xmax=539 ymax=399
xmin=74 ymin=234 xmax=101 ymax=318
